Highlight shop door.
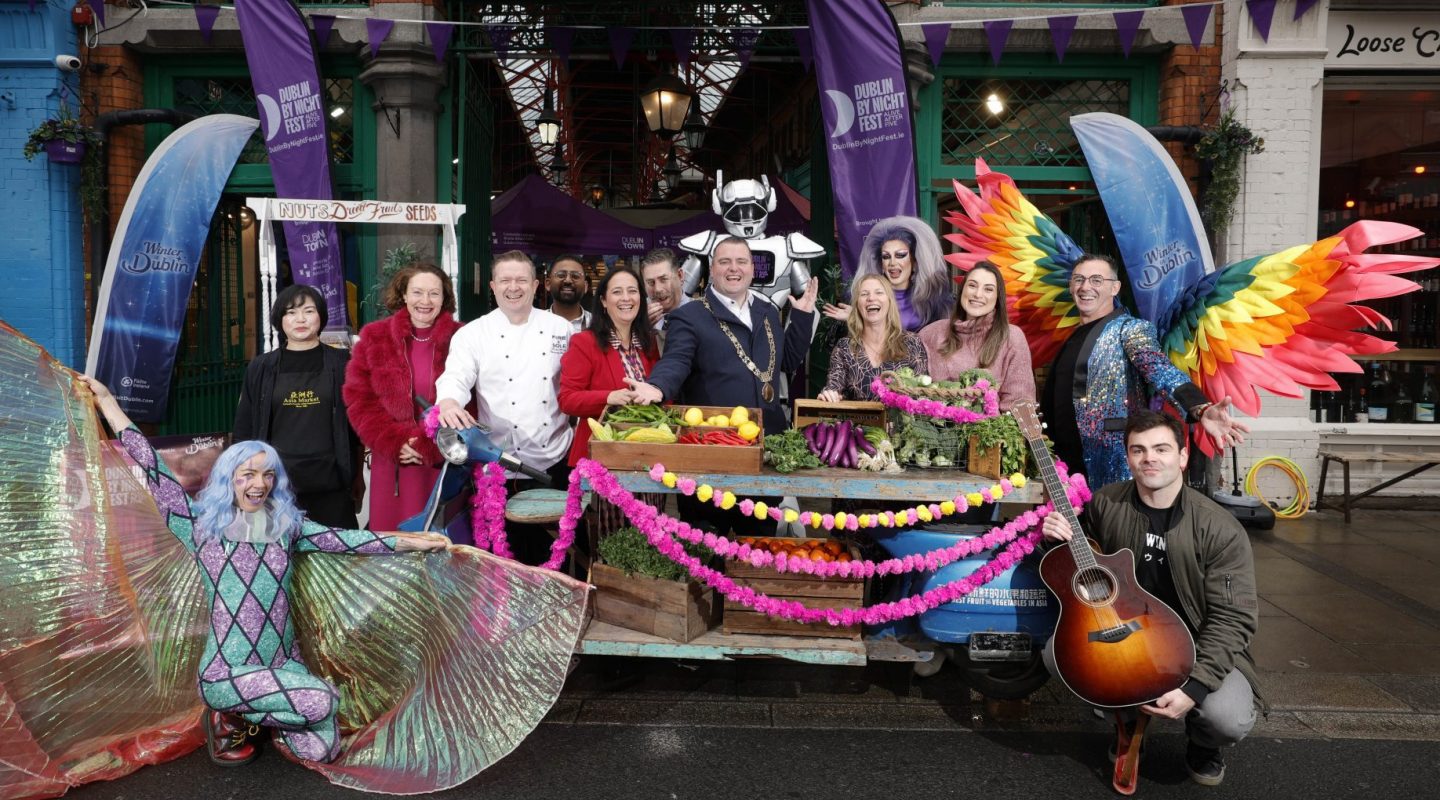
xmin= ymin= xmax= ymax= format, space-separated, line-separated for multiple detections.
xmin=453 ymin=57 xmax=494 ymax=317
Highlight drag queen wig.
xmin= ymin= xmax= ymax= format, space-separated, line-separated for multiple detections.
xmin=853 ymin=216 xmax=954 ymax=326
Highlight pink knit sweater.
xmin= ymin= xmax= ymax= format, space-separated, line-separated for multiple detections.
xmin=918 ymin=315 xmax=1036 ymax=411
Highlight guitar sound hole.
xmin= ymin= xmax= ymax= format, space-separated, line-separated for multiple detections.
xmin=1074 ymin=568 xmax=1116 ymax=605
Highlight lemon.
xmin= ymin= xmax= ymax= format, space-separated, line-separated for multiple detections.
xmin=737 ymin=421 xmax=761 ymax=441
xmin=709 ymin=415 xmax=731 ymax=427
xmin=683 ymin=407 xmax=705 ymax=426
xmin=730 ymin=406 xmax=750 ymax=425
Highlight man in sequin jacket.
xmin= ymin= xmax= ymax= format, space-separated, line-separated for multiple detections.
xmin=1041 ymin=255 xmax=1249 ymax=489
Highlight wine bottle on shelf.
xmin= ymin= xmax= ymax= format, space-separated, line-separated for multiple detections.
xmin=1417 ymin=367 xmax=1438 ymax=423
xmin=1393 ymin=365 xmax=1414 ymax=424
xmin=1368 ymin=362 xmax=1391 ymax=423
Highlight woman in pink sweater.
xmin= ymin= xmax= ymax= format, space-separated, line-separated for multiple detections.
xmin=918 ymin=261 xmax=1035 ymax=411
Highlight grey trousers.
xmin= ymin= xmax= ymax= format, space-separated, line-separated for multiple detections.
xmin=1043 ymin=638 xmax=1256 ymax=749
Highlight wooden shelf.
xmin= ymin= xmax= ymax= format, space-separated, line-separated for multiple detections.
xmin=1350 ymin=349 xmax=1440 ymax=362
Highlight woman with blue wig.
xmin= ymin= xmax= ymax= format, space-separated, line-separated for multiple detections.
xmin=81 ymin=376 xmax=447 ymax=768
xmin=823 ymin=216 xmax=954 ymax=332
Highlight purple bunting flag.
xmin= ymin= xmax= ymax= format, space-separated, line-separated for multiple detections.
xmin=311 ymin=14 xmax=335 ymax=46
xmin=426 ymin=22 xmax=454 ymax=63
xmin=671 ymin=28 xmax=697 ymax=67
xmin=732 ymin=28 xmax=760 ymax=71
xmin=608 ymin=27 xmax=636 ymax=67
xmin=1295 ymin=0 xmax=1320 ymax=21
xmin=1113 ymin=10 xmax=1144 ymax=58
xmin=922 ymin=23 xmax=949 ymax=69
xmin=983 ymin=19 xmax=1012 ymax=66
xmin=1246 ymin=0 xmax=1277 ymax=42
xmin=1048 ymin=15 xmax=1077 ymax=63
xmin=88 ymin=0 xmax=104 ymax=27
xmin=487 ymin=25 xmax=516 ymax=59
xmin=1181 ymin=4 xmax=1213 ymax=51
xmin=195 ymin=5 xmax=221 ymax=44
xmin=547 ymin=26 xmax=575 ymax=66
xmin=366 ymin=17 xmax=395 ymax=59
xmin=793 ymin=28 xmax=813 ymax=73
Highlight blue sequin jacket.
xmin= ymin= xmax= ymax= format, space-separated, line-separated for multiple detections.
xmin=1067 ymin=310 xmax=1204 ymax=489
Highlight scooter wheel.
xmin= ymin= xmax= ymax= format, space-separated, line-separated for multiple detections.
xmin=956 ymin=650 xmax=1050 ymax=701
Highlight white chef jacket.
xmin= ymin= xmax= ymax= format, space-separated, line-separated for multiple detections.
xmin=434 ymin=308 xmax=574 ymax=475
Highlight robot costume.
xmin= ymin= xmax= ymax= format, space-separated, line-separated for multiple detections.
xmin=679 ymin=172 xmax=825 ymax=308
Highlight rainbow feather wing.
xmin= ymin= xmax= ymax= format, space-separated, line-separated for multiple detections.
xmin=943 ymin=159 xmax=1086 ymax=364
xmin=1159 ymin=220 xmax=1434 ymax=418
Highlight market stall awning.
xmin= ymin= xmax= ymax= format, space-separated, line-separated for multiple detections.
xmin=490 ymin=174 xmax=653 ymax=257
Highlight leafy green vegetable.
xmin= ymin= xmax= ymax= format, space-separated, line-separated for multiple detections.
xmin=762 ymin=428 xmax=823 ymax=473
xmin=597 ymin=526 xmax=711 ymax=582
xmin=605 ymin=405 xmax=682 ymax=426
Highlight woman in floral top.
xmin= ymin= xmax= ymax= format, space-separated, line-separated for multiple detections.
xmin=818 ymin=274 xmax=928 ymax=402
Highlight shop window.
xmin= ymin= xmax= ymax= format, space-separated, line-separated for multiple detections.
xmin=940 ymin=76 xmax=1130 ymax=169
xmin=1315 ymin=84 xmax=1440 ymax=424
xmin=171 ymin=75 xmax=356 ymax=165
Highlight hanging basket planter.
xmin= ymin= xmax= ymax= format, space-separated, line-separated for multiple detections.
xmin=44 ymin=140 xmax=86 ymax=164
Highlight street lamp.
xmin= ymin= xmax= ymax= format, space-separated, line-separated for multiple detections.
xmin=536 ymin=89 xmax=560 ymax=145
xmin=662 ymin=145 xmax=682 ymax=191
xmin=682 ymin=99 xmax=706 ymax=151
xmin=588 ymin=185 xmax=605 ymax=207
xmin=549 ymin=142 xmax=567 ymax=174
xmin=640 ymin=72 xmax=693 ymax=139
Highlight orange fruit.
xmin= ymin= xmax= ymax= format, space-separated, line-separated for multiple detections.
xmin=837 ymin=552 xmax=852 ymax=562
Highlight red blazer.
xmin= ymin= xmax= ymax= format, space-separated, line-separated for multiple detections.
xmin=558 ymin=330 xmax=659 ymax=466
xmin=344 ymin=310 xmax=464 ymax=465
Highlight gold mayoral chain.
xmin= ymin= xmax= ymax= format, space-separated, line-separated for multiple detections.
xmin=701 ymin=297 xmax=778 ymax=403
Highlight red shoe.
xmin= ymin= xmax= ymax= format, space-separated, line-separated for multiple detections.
xmin=203 ymin=710 xmax=260 ymax=767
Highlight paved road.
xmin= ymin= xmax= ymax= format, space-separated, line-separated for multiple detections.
xmin=68 ymin=722 xmax=1439 ymax=799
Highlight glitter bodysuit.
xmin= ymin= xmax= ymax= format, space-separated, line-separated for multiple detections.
xmin=120 ymin=427 xmax=397 ymax=762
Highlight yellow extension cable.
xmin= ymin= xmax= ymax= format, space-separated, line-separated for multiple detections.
xmin=1244 ymin=456 xmax=1310 ymax=519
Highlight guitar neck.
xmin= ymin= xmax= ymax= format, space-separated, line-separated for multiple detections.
xmin=1024 ymin=436 xmax=1090 ymax=559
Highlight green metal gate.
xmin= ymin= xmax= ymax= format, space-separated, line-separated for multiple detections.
xmin=452 ymin=57 xmax=494 ymax=318
xmin=158 ymin=199 xmax=248 ymax=435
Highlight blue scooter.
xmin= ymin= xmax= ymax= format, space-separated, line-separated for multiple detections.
xmin=397 ymin=423 xmax=551 ymax=543
xmin=868 ymin=520 xmax=1058 ymax=699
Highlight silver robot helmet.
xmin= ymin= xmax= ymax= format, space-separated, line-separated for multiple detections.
xmin=711 ymin=170 xmax=777 ymax=239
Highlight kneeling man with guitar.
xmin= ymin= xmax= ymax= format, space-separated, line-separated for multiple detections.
xmin=1035 ymin=409 xmax=1261 ymax=791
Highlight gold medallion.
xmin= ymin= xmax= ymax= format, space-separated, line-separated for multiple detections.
xmin=762 ymin=384 xmax=776 ymax=403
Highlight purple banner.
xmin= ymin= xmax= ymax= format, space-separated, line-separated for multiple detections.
xmin=547 ymin=26 xmax=576 ymax=65
xmin=1114 ymin=10 xmax=1144 ymax=57
xmin=793 ymin=28 xmax=813 ymax=72
xmin=235 ymin=0 xmax=347 ymax=329
xmin=983 ymin=19 xmax=1012 ymax=65
xmin=806 ymin=0 xmax=917 ymax=280
xmin=195 ymin=5 xmax=221 ymax=44
xmin=1295 ymin=0 xmax=1320 ymax=21
xmin=670 ymin=28 xmax=696 ymax=67
xmin=1246 ymin=0 xmax=1277 ymax=42
xmin=1048 ymin=15 xmax=1077 ymax=63
xmin=608 ymin=26 xmax=635 ymax=67
xmin=311 ymin=13 xmax=335 ymax=46
xmin=1182 ymin=4 xmax=1213 ymax=50
xmin=366 ymin=17 xmax=395 ymax=59
xmin=922 ymin=23 xmax=948 ymax=69
xmin=426 ymin=22 xmax=455 ymax=63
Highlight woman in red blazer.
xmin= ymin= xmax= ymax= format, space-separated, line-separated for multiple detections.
xmin=559 ymin=268 xmax=660 ymax=466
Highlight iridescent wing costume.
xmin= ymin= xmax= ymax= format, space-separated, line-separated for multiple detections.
xmin=944 ymin=158 xmax=1438 ymax=458
xmin=0 ymin=321 xmax=589 ymax=796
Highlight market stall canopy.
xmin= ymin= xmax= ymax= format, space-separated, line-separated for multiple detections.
xmin=647 ymin=176 xmax=813 ymax=249
xmin=491 ymin=174 xmax=652 ymax=257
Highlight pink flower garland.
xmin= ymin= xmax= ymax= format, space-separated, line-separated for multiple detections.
xmin=424 ymin=405 xmax=572 ymax=568
xmin=869 ymin=375 xmax=1001 ymax=423
xmin=564 ymin=458 xmax=1092 ymax=624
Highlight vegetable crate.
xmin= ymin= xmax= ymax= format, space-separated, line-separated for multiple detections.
xmin=590 ymin=563 xmax=721 ymax=643
xmin=721 ymin=539 xmax=864 ymax=640
xmin=590 ymin=405 xmax=762 ymax=474
xmin=793 ymin=399 xmax=886 ymax=431
xmin=967 ymin=435 xmax=1003 ymax=480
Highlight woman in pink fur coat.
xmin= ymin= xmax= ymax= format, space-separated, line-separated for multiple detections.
xmin=344 ymin=263 xmax=464 ymax=530
xmin=918 ymin=260 xmax=1035 ymax=411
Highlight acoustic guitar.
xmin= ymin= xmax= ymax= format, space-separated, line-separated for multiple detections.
xmin=1011 ymin=403 xmax=1196 ymax=710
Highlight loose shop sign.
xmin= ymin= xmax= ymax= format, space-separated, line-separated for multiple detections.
xmin=1328 ymin=11 xmax=1440 ymax=69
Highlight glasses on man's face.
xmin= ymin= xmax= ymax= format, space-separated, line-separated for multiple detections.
xmin=880 ymin=251 xmax=910 ymax=262
xmin=1070 ymin=275 xmax=1117 ymax=289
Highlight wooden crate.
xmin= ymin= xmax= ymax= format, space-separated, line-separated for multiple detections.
xmin=793 ymin=399 xmax=886 ymax=431
xmin=590 ymin=404 xmax=762 ymax=474
xmin=721 ymin=539 xmax=865 ymax=640
xmin=968 ymin=434 xmax=1002 ymax=480
xmin=590 ymin=563 xmax=720 ymax=643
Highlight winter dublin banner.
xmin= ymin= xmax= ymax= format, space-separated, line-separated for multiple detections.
xmin=86 ymin=115 xmax=259 ymax=421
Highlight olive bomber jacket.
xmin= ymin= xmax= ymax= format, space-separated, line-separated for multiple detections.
xmin=1080 ymin=480 xmax=1263 ymax=708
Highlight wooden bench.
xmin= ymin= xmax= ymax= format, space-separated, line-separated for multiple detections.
xmin=1316 ymin=449 xmax=1440 ymax=522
